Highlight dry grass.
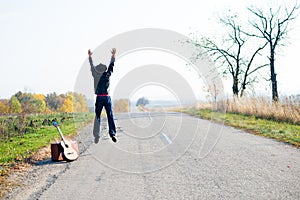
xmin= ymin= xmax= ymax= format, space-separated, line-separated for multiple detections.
xmin=197 ymin=96 xmax=300 ymax=125
xmin=184 ymin=95 xmax=300 ymax=147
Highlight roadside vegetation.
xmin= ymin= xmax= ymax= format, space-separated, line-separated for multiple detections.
xmin=0 ymin=91 xmax=93 ymax=198
xmin=0 ymin=112 xmax=94 ymax=197
xmin=182 ymin=96 xmax=300 ymax=147
xmin=0 ymin=112 xmax=93 ymax=166
xmin=185 ymin=1 xmax=300 ymax=148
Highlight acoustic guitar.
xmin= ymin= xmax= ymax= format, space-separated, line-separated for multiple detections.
xmin=52 ymin=121 xmax=79 ymax=161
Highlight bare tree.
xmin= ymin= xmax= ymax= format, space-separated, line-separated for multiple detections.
xmin=240 ymin=43 xmax=268 ymax=97
xmin=247 ymin=2 xmax=299 ymax=101
xmin=190 ymin=15 xmax=267 ymax=97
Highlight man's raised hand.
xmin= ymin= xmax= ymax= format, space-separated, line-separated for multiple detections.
xmin=111 ymin=48 xmax=116 ymax=57
xmin=88 ymin=49 xmax=93 ymax=57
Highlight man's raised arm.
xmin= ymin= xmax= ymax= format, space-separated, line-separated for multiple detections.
xmin=106 ymin=48 xmax=116 ymax=76
xmin=88 ymin=49 xmax=96 ymax=76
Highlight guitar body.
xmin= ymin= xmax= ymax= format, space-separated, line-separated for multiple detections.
xmin=60 ymin=140 xmax=79 ymax=161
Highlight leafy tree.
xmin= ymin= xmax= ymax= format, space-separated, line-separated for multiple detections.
xmin=8 ymin=91 xmax=88 ymax=114
xmin=72 ymin=92 xmax=88 ymax=112
xmin=114 ymin=99 xmax=130 ymax=113
xmin=45 ymin=92 xmax=64 ymax=111
xmin=9 ymin=96 xmax=22 ymax=114
xmin=13 ymin=92 xmax=35 ymax=113
xmin=33 ymin=94 xmax=45 ymax=101
xmin=0 ymin=100 xmax=10 ymax=114
xmin=136 ymin=97 xmax=149 ymax=107
xmin=59 ymin=94 xmax=74 ymax=113
xmin=12 ymin=92 xmax=46 ymax=113
xmin=31 ymin=97 xmax=46 ymax=113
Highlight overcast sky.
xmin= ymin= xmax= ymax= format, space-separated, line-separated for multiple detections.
xmin=0 ymin=0 xmax=299 ymax=101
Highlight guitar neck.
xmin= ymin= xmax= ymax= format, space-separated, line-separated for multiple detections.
xmin=56 ymin=126 xmax=67 ymax=144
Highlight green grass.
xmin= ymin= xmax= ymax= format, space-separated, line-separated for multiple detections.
xmin=0 ymin=112 xmax=94 ymax=171
xmin=183 ymin=108 xmax=300 ymax=147
xmin=0 ymin=112 xmax=94 ymax=198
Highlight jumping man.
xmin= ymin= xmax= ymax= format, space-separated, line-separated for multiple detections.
xmin=88 ymin=48 xmax=117 ymax=143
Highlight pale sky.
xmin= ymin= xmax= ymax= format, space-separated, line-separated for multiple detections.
xmin=0 ymin=0 xmax=299 ymax=100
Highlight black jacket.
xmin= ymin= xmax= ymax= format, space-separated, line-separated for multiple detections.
xmin=89 ymin=56 xmax=115 ymax=94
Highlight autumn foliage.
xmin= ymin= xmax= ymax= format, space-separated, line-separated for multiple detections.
xmin=113 ymin=99 xmax=130 ymax=113
xmin=0 ymin=91 xmax=88 ymax=114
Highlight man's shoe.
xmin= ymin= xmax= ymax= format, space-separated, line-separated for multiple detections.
xmin=94 ymin=136 xmax=100 ymax=144
xmin=110 ymin=134 xmax=117 ymax=143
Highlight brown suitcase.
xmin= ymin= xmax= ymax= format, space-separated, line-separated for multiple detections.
xmin=51 ymin=141 xmax=79 ymax=161
xmin=51 ymin=142 xmax=64 ymax=161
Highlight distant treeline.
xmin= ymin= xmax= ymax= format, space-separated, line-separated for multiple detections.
xmin=0 ymin=91 xmax=88 ymax=114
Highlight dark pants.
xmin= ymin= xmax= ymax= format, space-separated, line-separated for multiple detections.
xmin=93 ymin=96 xmax=116 ymax=138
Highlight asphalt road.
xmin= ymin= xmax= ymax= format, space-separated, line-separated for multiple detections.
xmin=11 ymin=112 xmax=300 ymax=199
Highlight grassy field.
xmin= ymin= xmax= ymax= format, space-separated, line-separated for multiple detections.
xmin=183 ymin=108 xmax=300 ymax=147
xmin=0 ymin=112 xmax=94 ymax=172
